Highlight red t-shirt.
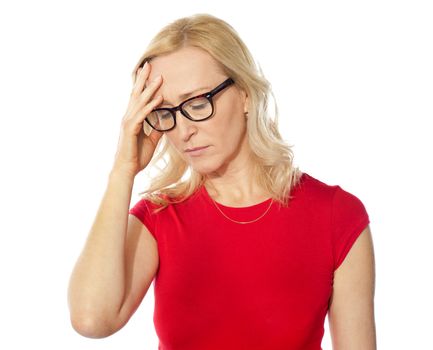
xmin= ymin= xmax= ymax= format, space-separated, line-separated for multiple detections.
xmin=129 ymin=172 xmax=370 ymax=350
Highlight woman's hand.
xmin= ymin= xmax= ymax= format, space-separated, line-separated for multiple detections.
xmin=112 ymin=61 xmax=164 ymax=178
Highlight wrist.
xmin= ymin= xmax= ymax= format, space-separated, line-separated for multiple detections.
xmin=108 ymin=168 xmax=136 ymax=183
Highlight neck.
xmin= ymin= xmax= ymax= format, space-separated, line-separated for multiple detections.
xmin=204 ymin=158 xmax=270 ymax=207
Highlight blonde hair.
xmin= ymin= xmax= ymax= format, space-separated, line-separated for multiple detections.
xmin=131 ymin=13 xmax=303 ymax=213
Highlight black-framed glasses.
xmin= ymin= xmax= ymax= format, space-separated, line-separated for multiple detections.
xmin=145 ymin=77 xmax=235 ymax=132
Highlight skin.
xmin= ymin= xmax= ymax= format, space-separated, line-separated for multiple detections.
xmin=147 ymin=46 xmax=377 ymax=348
xmin=329 ymin=225 xmax=377 ymax=349
xmin=146 ymin=46 xmax=271 ymax=207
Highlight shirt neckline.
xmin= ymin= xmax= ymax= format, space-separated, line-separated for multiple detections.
xmin=200 ymin=184 xmax=273 ymax=211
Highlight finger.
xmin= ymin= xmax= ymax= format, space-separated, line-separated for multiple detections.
xmin=140 ymin=94 xmax=163 ymax=119
xmin=132 ymin=61 xmax=150 ymax=96
xmin=139 ymin=95 xmax=163 ymax=137
xmin=128 ymin=75 xmax=162 ymax=118
xmin=122 ymin=94 xmax=162 ymax=133
xmin=138 ymin=75 xmax=163 ymax=103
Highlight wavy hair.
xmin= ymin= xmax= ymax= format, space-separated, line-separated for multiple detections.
xmin=131 ymin=13 xmax=302 ymax=213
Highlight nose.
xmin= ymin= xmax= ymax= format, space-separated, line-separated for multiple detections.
xmin=174 ymin=110 xmax=198 ymax=142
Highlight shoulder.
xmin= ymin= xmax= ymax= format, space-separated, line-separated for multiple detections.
xmin=293 ymin=172 xmax=339 ymax=203
xmin=130 ymin=192 xmax=169 ymax=217
xmin=137 ymin=187 xmax=203 ymax=214
xmin=291 ymin=172 xmax=367 ymax=213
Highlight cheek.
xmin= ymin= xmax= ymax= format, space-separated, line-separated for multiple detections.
xmin=201 ymin=120 xmax=245 ymax=167
xmin=210 ymin=100 xmax=245 ymax=137
xmin=215 ymin=111 xmax=246 ymax=142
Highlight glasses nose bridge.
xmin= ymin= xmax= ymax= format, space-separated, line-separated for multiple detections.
xmin=170 ymin=103 xmax=191 ymax=121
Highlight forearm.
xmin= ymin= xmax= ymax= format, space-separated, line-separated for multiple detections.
xmin=68 ymin=170 xmax=134 ymax=333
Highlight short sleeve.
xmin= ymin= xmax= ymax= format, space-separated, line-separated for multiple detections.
xmin=331 ymin=185 xmax=370 ymax=271
xmin=129 ymin=198 xmax=157 ymax=240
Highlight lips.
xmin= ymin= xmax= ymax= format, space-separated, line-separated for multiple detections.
xmin=184 ymin=146 xmax=209 ymax=152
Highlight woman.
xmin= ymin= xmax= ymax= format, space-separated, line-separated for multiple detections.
xmin=68 ymin=13 xmax=377 ymax=350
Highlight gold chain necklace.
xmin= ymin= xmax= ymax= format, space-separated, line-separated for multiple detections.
xmin=209 ymin=196 xmax=274 ymax=225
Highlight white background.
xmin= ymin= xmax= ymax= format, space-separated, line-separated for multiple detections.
xmin=0 ymin=0 xmax=432 ymax=349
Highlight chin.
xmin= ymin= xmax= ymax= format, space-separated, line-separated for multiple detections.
xmin=189 ymin=159 xmax=223 ymax=176
xmin=190 ymin=165 xmax=216 ymax=175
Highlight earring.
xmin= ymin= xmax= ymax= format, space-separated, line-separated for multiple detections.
xmin=244 ymin=111 xmax=249 ymax=119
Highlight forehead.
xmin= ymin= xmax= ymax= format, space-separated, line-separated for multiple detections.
xmin=146 ymin=46 xmax=225 ymax=86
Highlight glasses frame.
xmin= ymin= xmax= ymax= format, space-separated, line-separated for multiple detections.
xmin=145 ymin=77 xmax=235 ymax=132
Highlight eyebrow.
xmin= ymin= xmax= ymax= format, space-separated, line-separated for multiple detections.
xmin=160 ymin=86 xmax=212 ymax=106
